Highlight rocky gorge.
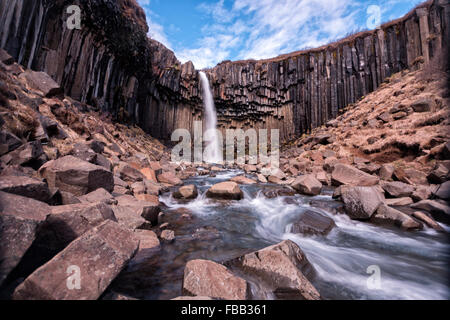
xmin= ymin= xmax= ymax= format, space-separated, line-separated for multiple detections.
xmin=0 ymin=0 xmax=449 ymax=301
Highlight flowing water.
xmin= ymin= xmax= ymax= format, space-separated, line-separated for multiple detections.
xmin=112 ymin=169 xmax=450 ymax=300
xmin=199 ymin=72 xmax=222 ymax=164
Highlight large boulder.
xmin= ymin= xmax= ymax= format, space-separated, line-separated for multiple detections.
xmin=39 ymin=156 xmax=114 ymax=196
xmin=116 ymin=162 xmax=145 ymax=183
xmin=0 ymin=175 xmax=51 ymax=203
xmin=291 ymin=210 xmax=335 ymax=236
xmin=226 ymin=240 xmax=320 ymax=300
xmin=115 ymin=195 xmax=160 ymax=226
xmin=331 ymin=164 xmax=379 ymax=186
xmin=111 ymin=206 xmax=152 ymax=231
xmin=371 ymin=204 xmax=422 ymax=230
xmin=230 ymin=176 xmax=257 ymax=185
xmin=0 ymin=130 xmax=22 ymax=156
xmin=206 ymin=182 xmax=243 ymax=200
xmin=19 ymin=70 xmax=62 ymax=97
xmin=341 ymin=186 xmax=385 ymax=220
xmin=1 ymin=141 xmax=45 ymax=168
xmin=410 ymin=200 xmax=450 ymax=224
xmin=182 ymin=259 xmax=250 ymax=300
xmin=173 ymin=185 xmax=198 ymax=200
xmin=13 ymin=220 xmax=139 ymax=300
xmin=131 ymin=230 xmax=160 ymax=264
xmin=378 ymin=164 xmax=395 ymax=181
xmin=291 ymin=175 xmax=322 ymax=196
xmin=78 ymin=188 xmax=116 ymax=205
xmin=157 ymin=171 xmax=182 ymax=186
xmin=0 ymin=192 xmax=50 ymax=287
xmin=42 ymin=202 xmax=117 ymax=250
xmin=381 ymin=181 xmax=414 ymax=198
xmin=435 ymin=181 xmax=450 ymax=200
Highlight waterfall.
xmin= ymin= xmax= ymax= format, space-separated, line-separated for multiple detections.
xmin=199 ymin=71 xmax=221 ymax=164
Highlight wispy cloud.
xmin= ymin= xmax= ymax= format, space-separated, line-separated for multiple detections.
xmin=138 ymin=0 xmax=423 ymax=69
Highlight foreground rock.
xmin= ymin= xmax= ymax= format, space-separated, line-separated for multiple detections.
xmin=371 ymin=204 xmax=422 ymax=230
xmin=182 ymin=260 xmax=249 ymax=300
xmin=0 ymin=175 xmax=51 ymax=203
xmin=115 ymin=195 xmax=160 ymax=226
xmin=410 ymin=200 xmax=450 ymax=224
xmin=13 ymin=220 xmax=139 ymax=300
xmin=291 ymin=211 xmax=335 ymax=236
xmin=381 ymin=181 xmax=414 ymax=198
xmin=291 ymin=175 xmax=322 ymax=196
xmin=173 ymin=185 xmax=198 ymax=200
xmin=331 ymin=164 xmax=379 ymax=186
xmin=226 ymin=240 xmax=320 ymax=300
xmin=340 ymin=186 xmax=385 ymax=220
xmin=206 ymin=182 xmax=243 ymax=200
xmin=230 ymin=176 xmax=257 ymax=185
xmin=0 ymin=192 xmax=50 ymax=286
xmin=39 ymin=156 xmax=114 ymax=196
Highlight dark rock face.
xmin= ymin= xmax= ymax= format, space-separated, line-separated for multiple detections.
xmin=0 ymin=175 xmax=51 ymax=203
xmin=1 ymin=0 xmax=448 ymax=143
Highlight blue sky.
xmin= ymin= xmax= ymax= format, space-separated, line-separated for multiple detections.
xmin=137 ymin=0 xmax=424 ymax=69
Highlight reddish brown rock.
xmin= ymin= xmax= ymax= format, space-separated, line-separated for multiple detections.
xmin=182 ymin=259 xmax=250 ymax=300
xmin=206 ymin=182 xmax=243 ymax=200
xmin=331 ymin=164 xmax=379 ymax=186
xmin=291 ymin=175 xmax=322 ymax=196
xmin=173 ymin=184 xmax=198 ymax=200
xmin=116 ymin=162 xmax=145 ymax=183
xmin=226 ymin=240 xmax=320 ymax=300
xmin=341 ymin=186 xmax=385 ymax=220
xmin=39 ymin=156 xmax=114 ymax=196
xmin=115 ymin=195 xmax=160 ymax=226
xmin=0 ymin=175 xmax=51 ymax=203
xmin=19 ymin=70 xmax=62 ymax=97
xmin=291 ymin=210 xmax=335 ymax=236
xmin=13 ymin=220 xmax=139 ymax=300
xmin=371 ymin=204 xmax=422 ymax=230
xmin=381 ymin=181 xmax=415 ymax=198
xmin=157 ymin=171 xmax=182 ymax=186
xmin=230 ymin=176 xmax=257 ymax=185
xmin=411 ymin=211 xmax=444 ymax=232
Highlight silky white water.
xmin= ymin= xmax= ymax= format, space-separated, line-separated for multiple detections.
xmin=199 ymin=71 xmax=221 ymax=164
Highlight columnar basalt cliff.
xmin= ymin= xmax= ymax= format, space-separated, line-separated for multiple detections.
xmin=0 ymin=0 xmax=449 ymax=143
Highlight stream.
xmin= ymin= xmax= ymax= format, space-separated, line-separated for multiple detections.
xmin=112 ymin=169 xmax=450 ymax=300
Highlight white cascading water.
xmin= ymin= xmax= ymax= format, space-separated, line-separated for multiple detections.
xmin=199 ymin=71 xmax=221 ymax=164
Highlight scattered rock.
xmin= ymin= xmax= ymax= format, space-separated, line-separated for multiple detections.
xmin=291 ymin=175 xmax=322 ymax=196
xmin=39 ymin=155 xmax=114 ymax=196
xmin=385 ymin=197 xmax=414 ymax=206
xmin=0 ymin=130 xmax=22 ymax=156
xmin=381 ymin=181 xmax=414 ymax=198
xmin=78 ymin=188 xmax=116 ymax=205
xmin=230 ymin=176 xmax=257 ymax=185
xmin=410 ymin=200 xmax=450 ymax=224
xmin=173 ymin=185 xmax=198 ymax=200
xmin=160 ymin=229 xmax=175 ymax=243
xmin=379 ymin=164 xmax=395 ymax=181
xmin=341 ymin=186 xmax=385 ymax=220
xmin=434 ymin=181 xmax=450 ymax=200
xmin=206 ymin=182 xmax=243 ymax=200
xmin=331 ymin=164 xmax=379 ymax=186
xmin=13 ymin=220 xmax=139 ymax=300
xmin=182 ymin=259 xmax=249 ymax=300
xmin=411 ymin=212 xmax=444 ymax=232
xmin=291 ymin=210 xmax=335 ymax=236
xmin=19 ymin=70 xmax=62 ymax=98
xmin=116 ymin=162 xmax=145 ymax=183
xmin=0 ymin=175 xmax=51 ymax=203
xmin=371 ymin=204 xmax=422 ymax=230
xmin=226 ymin=240 xmax=320 ymax=300
xmin=410 ymin=98 xmax=432 ymax=113
xmin=157 ymin=171 xmax=182 ymax=186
